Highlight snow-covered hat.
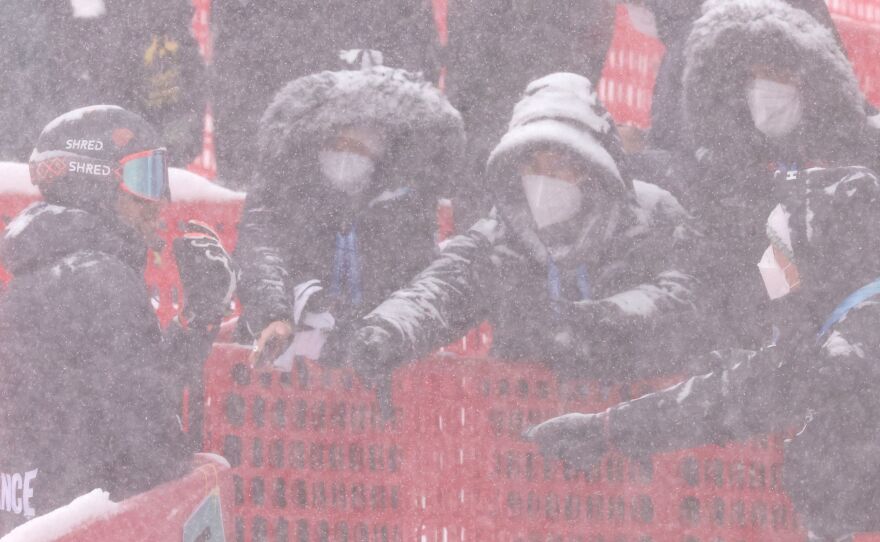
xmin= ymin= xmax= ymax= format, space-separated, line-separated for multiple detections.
xmin=486 ymin=73 xmax=631 ymax=197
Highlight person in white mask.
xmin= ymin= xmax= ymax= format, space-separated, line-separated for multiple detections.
xmin=746 ymin=66 xmax=804 ymax=142
xmin=318 ymin=125 xmax=386 ymax=197
xmin=648 ymin=0 xmax=880 ymax=357
xmin=527 ymin=165 xmax=880 ymax=541
xmin=336 ymin=73 xmax=700 ymax=386
xmin=234 ymin=65 xmax=465 ymax=366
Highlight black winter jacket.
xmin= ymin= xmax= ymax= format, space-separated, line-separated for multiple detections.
xmin=357 ymin=73 xmax=700 ymax=379
xmin=603 ymin=166 xmax=880 ymax=539
xmin=653 ymin=0 xmax=880 ymax=352
xmin=361 ymin=184 xmax=699 ymax=380
xmin=236 ymin=68 xmax=465 ymax=337
xmin=0 ymin=203 xmax=212 ymax=530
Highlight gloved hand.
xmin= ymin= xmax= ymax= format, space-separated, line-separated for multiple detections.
xmin=523 ymin=412 xmax=609 ymax=471
xmin=343 ymin=325 xmax=400 ymax=420
xmin=343 ymin=325 xmax=398 ymax=388
xmin=173 ymin=220 xmax=238 ymax=332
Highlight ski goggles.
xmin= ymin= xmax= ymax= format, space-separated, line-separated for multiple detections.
xmin=116 ymin=148 xmax=170 ymax=201
xmin=29 ymin=148 xmax=170 ymax=202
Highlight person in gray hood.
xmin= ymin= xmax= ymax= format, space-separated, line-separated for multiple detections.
xmin=235 ymin=66 xmax=465 ymax=364
xmin=336 ymin=73 xmax=700 ymax=384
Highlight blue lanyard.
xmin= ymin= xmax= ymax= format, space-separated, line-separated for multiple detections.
xmin=817 ymin=277 xmax=880 ymax=340
xmin=776 ymin=162 xmax=799 ymax=182
xmin=547 ymin=258 xmax=592 ymax=307
xmin=329 ymin=225 xmax=363 ymax=307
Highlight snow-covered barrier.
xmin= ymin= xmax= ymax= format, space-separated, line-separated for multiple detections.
xmin=1 ymin=454 xmax=233 ymax=542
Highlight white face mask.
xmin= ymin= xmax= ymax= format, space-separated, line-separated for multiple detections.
xmin=747 ymin=78 xmax=803 ymax=139
xmin=757 ymin=245 xmax=800 ymax=300
xmin=522 ymin=175 xmax=583 ymax=230
xmin=319 ymin=151 xmax=375 ymax=195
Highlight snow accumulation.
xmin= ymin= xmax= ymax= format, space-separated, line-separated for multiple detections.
xmin=41 ymin=105 xmax=123 ymax=135
xmin=168 ymin=168 xmax=245 ymax=203
xmin=70 ymin=0 xmax=107 ymax=19
xmin=0 ymin=163 xmax=39 ymax=197
xmin=0 ymin=162 xmax=245 ymax=203
xmin=0 ymin=489 xmax=119 ymax=542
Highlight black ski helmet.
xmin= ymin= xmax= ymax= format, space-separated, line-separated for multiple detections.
xmin=29 ymin=105 xmax=165 ymax=214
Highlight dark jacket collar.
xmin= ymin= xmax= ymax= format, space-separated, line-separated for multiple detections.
xmin=0 ymin=202 xmax=146 ymax=277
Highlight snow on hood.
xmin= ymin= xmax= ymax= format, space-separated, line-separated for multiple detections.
xmin=1 ymin=489 xmax=119 ymax=542
xmin=0 ymin=162 xmax=243 ymax=203
xmin=486 ymin=73 xmax=634 ymax=265
xmin=487 ymin=73 xmax=629 ymax=197
xmin=255 ymin=66 xmax=465 ymax=198
xmin=683 ymin=0 xmax=868 ymax=161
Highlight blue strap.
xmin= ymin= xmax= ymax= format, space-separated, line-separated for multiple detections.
xmin=328 ymin=225 xmax=363 ymax=307
xmin=817 ymin=277 xmax=880 ymax=340
xmin=547 ymin=258 xmax=591 ymax=310
xmin=329 ymin=232 xmax=346 ymax=299
xmin=346 ymin=226 xmax=363 ymax=307
xmin=575 ymin=264 xmax=592 ymax=301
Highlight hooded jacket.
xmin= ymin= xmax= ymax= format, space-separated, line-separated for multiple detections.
xmin=636 ymin=0 xmax=852 ymax=153
xmin=598 ymin=166 xmax=880 ymax=539
xmin=0 ymin=202 xmax=211 ymax=530
xmin=211 ymin=0 xmax=435 ymax=188
xmin=439 ymin=0 xmax=617 ymax=227
xmin=659 ymin=0 xmax=880 ymax=352
xmin=235 ymin=67 xmax=465 ymax=338
xmin=356 ymin=73 xmax=699 ymax=380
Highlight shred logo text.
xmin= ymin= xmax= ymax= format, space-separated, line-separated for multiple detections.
xmin=68 ymin=161 xmax=112 ymax=176
xmin=65 ymin=139 xmax=104 ymax=151
xmin=0 ymin=469 xmax=38 ymax=518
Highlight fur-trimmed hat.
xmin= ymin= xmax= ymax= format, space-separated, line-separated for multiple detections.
xmin=256 ymin=66 xmax=464 ymax=198
xmin=683 ymin=0 xmax=868 ymax=161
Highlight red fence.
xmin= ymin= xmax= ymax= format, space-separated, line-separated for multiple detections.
xmin=202 ymin=345 xmax=809 ymax=542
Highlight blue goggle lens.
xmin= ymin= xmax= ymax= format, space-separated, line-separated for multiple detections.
xmin=121 ymin=149 xmax=169 ymax=201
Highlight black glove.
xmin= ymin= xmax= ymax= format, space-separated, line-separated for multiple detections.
xmin=173 ymin=220 xmax=238 ymax=331
xmin=344 ymin=325 xmax=399 ymax=386
xmin=330 ymin=325 xmax=399 ymax=420
xmin=523 ymin=412 xmax=609 ymax=471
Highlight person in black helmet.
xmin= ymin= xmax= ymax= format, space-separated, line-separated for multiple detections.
xmin=0 ymin=105 xmax=237 ymax=532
